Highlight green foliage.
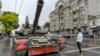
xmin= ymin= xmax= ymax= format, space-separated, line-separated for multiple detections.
xmin=1 ymin=26 xmax=5 ymax=34
xmin=43 ymin=22 xmax=50 ymax=28
xmin=37 ymin=25 xmax=41 ymax=30
xmin=43 ymin=22 xmax=50 ymax=31
xmin=0 ymin=11 xmax=19 ymax=35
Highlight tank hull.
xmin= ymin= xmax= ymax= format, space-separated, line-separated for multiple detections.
xmin=29 ymin=44 xmax=59 ymax=56
xmin=12 ymin=41 xmax=60 ymax=56
xmin=12 ymin=38 xmax=65 ymax=56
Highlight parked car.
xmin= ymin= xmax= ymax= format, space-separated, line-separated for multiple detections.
xmin=0 ymin=35 xmax=3 ymax=39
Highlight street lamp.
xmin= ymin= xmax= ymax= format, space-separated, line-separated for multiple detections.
xmin=59 ymin=14 xmax=61 ymax=34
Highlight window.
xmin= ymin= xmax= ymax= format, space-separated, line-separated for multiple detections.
xmin=82 ymin=10 xmax=85 ymax=15
xmin=84 ymin=19 xmax=87 ymax=24
xmin=60 ymin=13 xmax=64 ymax=19
xmin=69 ymin=0 xmax=74 ymax=3
xmin=80 ymin=3 xmax=84 ymax=7
xmin=80 ymin=10 xmax=85 ymax=16
xmin=61 ymin=16 xmax=63 ymax=19
xmin=93 ymin=20 xmax=95 ymax=26
xmin=71 ymin=10 xmax=73 ymax=12
xmin=76 ymin=6 xmax=79 ymax=10
xmin=73 ymin=8 xmax=76 ymax=11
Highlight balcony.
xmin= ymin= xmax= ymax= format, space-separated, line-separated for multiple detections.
xmin=73 ymin=14 xmax=80 ymax=20
xmin=90 ymin=26 xmax=96 ymax=29
xmin=72 ymin=22 xmax=77 ymax=28
xmin=80 ymin=23 xmax=88 ymax=27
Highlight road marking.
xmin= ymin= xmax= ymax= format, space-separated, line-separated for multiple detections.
xmin=86 ymin=50 xmax=100 ymax=54
xmin=59 ymin=52 xmax=66 ymax=56
xmin=67 ymin=42 xmax=99 ymax=46
xmin=62 ymin=46 xmax=100 ymax=54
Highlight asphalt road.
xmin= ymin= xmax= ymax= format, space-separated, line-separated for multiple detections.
xmin=0 ymin=38 xmax=100 ymax=56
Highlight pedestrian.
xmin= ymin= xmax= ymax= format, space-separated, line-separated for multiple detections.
xmin=76 ymin=28 xmax=83 ymax=56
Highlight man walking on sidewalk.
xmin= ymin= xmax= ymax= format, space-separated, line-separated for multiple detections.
xmin=76 ymin=28 xmax=83 ymax=56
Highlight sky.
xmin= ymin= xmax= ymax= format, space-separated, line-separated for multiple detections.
xmin=1 ymin=0 xmax=58 ymax=27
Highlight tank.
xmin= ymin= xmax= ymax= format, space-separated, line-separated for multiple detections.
xmin=12 ymin=0 xmax=65 ymax=56
xmin=12 ymin=0 xmax=45 ymax=56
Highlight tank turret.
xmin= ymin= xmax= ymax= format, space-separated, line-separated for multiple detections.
xmin=15 ymin=0 xmax=44 ymax=36
xmin=15 ymin=16 xmax=31 ymax=36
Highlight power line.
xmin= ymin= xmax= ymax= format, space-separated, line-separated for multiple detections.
xmin=14 ymin=0 xmax=17 ymax=12
xmin=18 ymin=0 xmax=24 ymax=14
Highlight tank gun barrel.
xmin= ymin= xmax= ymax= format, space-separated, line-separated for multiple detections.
xmin=32 ymin=0 xmax=44 ymax=35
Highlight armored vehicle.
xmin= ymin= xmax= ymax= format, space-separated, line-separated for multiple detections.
xmin=12 ymin=0 xmax=65 ymax=56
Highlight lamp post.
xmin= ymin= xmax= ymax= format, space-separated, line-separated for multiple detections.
xmin=59 ymin=14 xmax=61 ymax=34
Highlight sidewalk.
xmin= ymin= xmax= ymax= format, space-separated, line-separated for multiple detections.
xmin=0 ymin=38 xmax=7 ymax=55
xmin=0 ymin=38 xmax=11 ymax=56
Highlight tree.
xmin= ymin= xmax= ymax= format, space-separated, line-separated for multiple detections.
xmin=37 ymin=25 xmax=41 ymax=30
xmin=0 ymin=11 xmax=19 ymax=36
xmin=43 ymin=22 xmax=50 ymax=31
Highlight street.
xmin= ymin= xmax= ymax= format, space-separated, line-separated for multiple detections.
xmin=0 ymin=38 xmax=11 ymax=56
xmin=0 ymin=38 xmax=100 ymax=56
xmin=0 ymin=0 xmax=100 ymax=56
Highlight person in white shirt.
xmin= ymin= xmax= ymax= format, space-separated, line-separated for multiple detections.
xmin=76 ymin=28 xmax=83 ymax=56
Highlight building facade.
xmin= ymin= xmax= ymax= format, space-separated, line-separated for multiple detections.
xmin=50 ymin=0 xmax=71 ymax=33
xmin=87 ymin=0 xmax=100 ymax=36
xmin=69 ymin=0 xmax=89 ymax=34
xmin=50 ymin=0 xmax=100 ymax=35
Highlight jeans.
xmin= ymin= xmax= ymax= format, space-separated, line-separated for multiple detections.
xmin=77 ymin=42 xmax=82 ymax=54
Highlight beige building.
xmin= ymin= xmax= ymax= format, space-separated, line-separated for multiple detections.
xmin=89 ymin=15 xmax=100 ymax=36
xmin=87 ymin=0 xmax=100 ymax=36
xmin=69 ymin=0 xmax=89 ymax=34
xmin=50 ymin=0 xmax=100 ymax=35
xmin=50 ymin=0 xmax=71 ymax=33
